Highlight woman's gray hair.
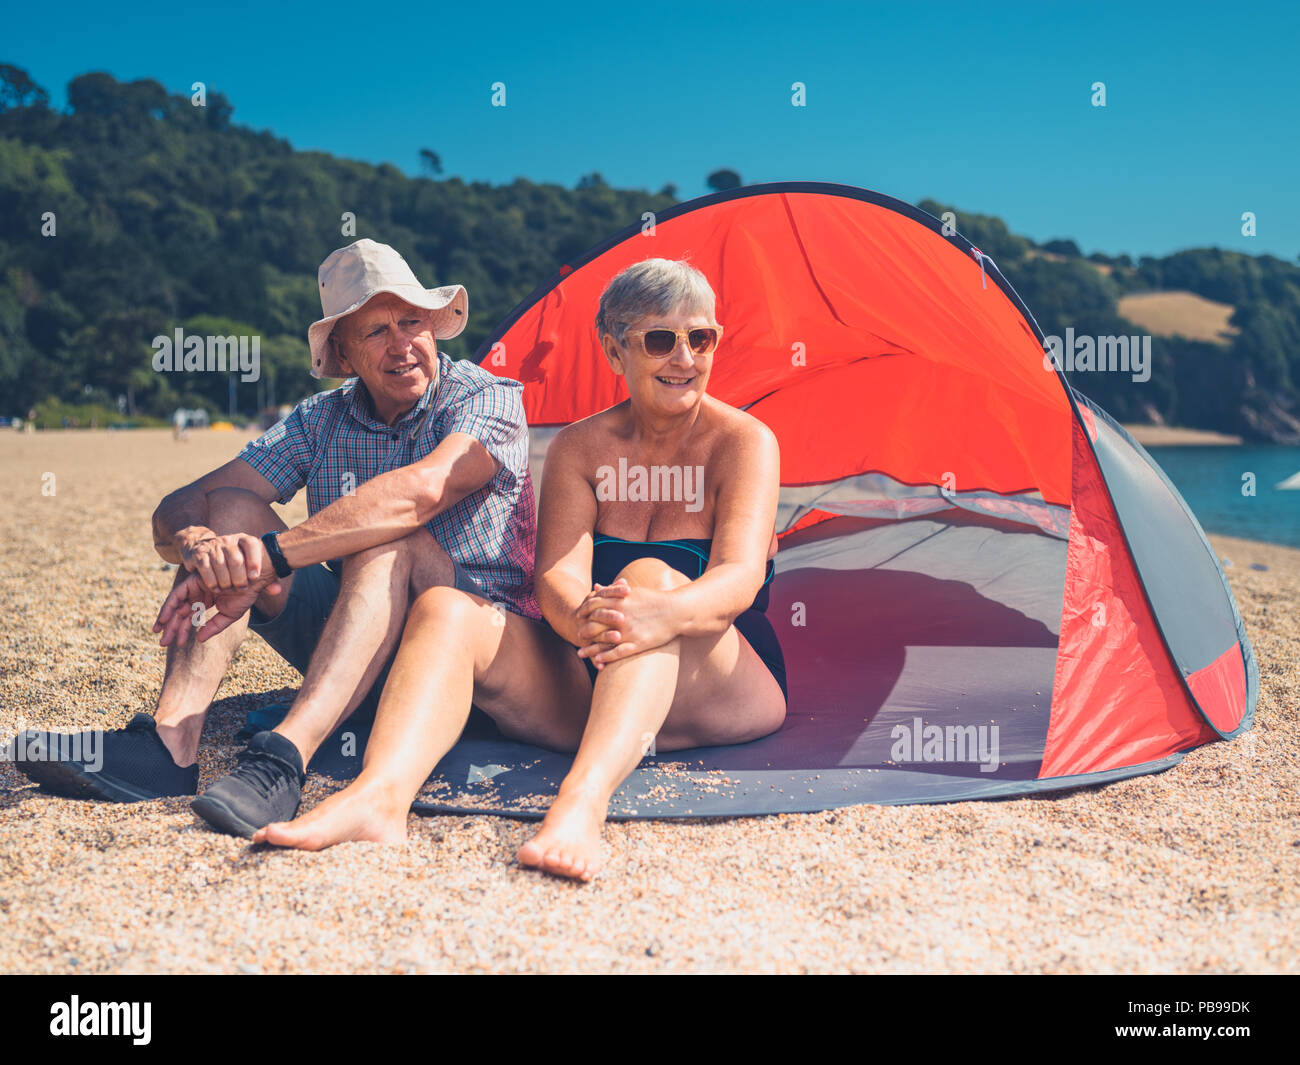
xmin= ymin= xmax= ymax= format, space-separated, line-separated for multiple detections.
xmin=595 ymin=258 xmax=716 ymax=344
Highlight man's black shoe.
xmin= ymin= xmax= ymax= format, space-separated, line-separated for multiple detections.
xmin=9 ymin=713 xmax=198 ymax=802
xmin=191 ymin=731 xmax=305 ymax=838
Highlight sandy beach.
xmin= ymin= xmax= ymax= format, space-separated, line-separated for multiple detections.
xmin=1 ymin=429 xmax=1296 ymax=974
xmin=1120 ymin=424 xmax=1244 ymax=446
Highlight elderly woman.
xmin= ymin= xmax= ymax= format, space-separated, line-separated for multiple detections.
xmin=517 ymin=257 xmax=787 ymax=877
xmin=256 ymin=258 xmax=786 ymax=880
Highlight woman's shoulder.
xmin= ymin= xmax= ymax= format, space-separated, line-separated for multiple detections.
xmin=542 ymin=407 xmax=627 ymax=479
xmin=549 ymin=403 xmax=629 ymax=452
xmin=703 ymin=396 xmax=779 ymax=454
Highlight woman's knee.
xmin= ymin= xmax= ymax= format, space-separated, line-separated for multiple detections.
xmin=614 ymin=556 xmax=688 ymax=591
xmin=406 ymin=584 xmax=479 ymax=633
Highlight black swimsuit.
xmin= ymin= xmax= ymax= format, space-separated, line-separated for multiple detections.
xmin=585 ymin=533 xmax=788 ymax=702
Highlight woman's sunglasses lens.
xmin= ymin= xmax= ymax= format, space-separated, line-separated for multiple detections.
xmin=643 ymin=330 xmax=677 ymax=356
xmin=688 ymin=328 xmax=718 ymax=353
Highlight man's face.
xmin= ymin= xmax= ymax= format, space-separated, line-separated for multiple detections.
xmin=333 ymin=293 xmax=438 ymax=423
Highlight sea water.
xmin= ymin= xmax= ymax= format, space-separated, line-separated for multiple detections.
xmin=1145 ymin=445 xmax=1300 ymax=549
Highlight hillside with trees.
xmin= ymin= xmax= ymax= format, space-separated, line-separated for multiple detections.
xmin=2 ymin=66 xmax=1297 ymax=442
xmin=917 ymin=199 xmax=1300 ymax=442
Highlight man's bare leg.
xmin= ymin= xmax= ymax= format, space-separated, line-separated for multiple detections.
xmin=253 ymin=586 xmax=589 ymax=851
xmin=152 ymin=488 xmax=290 ymax=766
xmin=271 ymin=529 xmax=457 ymax=768
xmin=517 ymin=558 xmax=787 ymax=880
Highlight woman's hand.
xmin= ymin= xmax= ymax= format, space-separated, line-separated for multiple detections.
xmin=575 ymin=579 xmax=680 ymax=668
xmin=573 ymin=582 xmax=625 ymax=666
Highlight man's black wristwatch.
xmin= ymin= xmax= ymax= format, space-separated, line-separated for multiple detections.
xmin=260 ymin=531 xmax=294 ymax=579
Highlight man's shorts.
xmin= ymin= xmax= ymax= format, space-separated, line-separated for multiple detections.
xmin=247 ymin=556 xmax=486 ymax=720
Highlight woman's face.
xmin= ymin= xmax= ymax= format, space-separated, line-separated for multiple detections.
xmin=603 ymin=305 xmax=718 ymax=418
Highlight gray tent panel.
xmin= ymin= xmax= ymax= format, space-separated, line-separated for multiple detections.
xmin=307 ymin=508 xmax=1085 ymax=816
xmin=1080 ymin=399 xmax=1257 ymax=737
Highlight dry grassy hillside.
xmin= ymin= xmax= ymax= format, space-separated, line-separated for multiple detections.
xmin=1118 ymin=291 xmax=1239 ymax=344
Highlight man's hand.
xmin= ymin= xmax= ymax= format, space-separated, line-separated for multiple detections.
xmin=153 ymin=569 xmax=281 ymax=647
xmin=172 ymin=526 xmax=217 ymax=564
xmin=175 ymin=530 xmax=272 ymax=593
xmin=575 ymin=580 xmax=680 ymax=668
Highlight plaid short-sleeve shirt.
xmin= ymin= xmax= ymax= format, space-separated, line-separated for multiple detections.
xmin=239 ymin=352 xmax=539 ymax=618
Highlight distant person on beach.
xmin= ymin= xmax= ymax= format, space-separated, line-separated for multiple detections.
xmin=14 ymin=239 xmax=543 ymax=837
xmin=252 ymin=258 xmax=787 ymax=880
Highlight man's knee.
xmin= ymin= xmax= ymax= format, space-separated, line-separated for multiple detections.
xmin=344 ymin=529 xmax=418 ymax=567
xmin=343 ymin=532 xmax=458 ymax=600
xmin=205 ymin=487 xmax=283 ymax=536
xmin=615 ymin=557 xmax=689 ymax=591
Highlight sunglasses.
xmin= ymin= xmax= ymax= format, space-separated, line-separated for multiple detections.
xmin=622 ymin=325 xmax=723 ymax=358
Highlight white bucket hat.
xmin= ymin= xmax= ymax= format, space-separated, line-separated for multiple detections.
xmin=308 ymin=239 xmax=468 ymax=378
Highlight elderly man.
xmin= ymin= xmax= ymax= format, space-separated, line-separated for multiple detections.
xmin=16 ymin=239 xmax=537 ymax=836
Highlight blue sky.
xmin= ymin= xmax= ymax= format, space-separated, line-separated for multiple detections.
xmin=7 ymin=0 xmax=1297 ymax=259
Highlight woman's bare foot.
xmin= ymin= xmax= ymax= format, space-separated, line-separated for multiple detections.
xmin=252 ymin=781 xmax=408 ymax=851
xmin=517 ymin=788 xmax=608 ymax=881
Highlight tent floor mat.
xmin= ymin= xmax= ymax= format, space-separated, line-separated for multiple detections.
xmin=285 ymin=510 xmax=1194 ymax=819
xmin=302 ymin=714 xmax=1185 ymax=821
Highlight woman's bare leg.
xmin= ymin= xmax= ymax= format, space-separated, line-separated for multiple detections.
xmin=517 ymin=558 xmax=786 ymax=881
xmin=254 ymin=587 xmax=589 ymax=851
